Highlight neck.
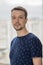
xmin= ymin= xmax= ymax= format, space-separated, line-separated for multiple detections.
xmin=16 ymin=27 xmax=29 ymax=37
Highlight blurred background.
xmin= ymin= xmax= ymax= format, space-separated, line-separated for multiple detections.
xmin=0 ymin=0 xmax=43 ymax=65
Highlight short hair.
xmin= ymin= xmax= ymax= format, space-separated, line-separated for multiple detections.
xmin=11 ymin=6 xmax=27 ymax=19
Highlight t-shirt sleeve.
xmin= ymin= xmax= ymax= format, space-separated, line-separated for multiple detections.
xmin=30 ymin=37 xmax=42 ymax=58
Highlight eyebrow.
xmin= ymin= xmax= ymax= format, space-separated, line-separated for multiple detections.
xmin=11 ymin=14 xmax=25 ymax=17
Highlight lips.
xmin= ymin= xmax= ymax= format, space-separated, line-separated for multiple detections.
xmin=14 ymin=23 xmax=20 ymax=26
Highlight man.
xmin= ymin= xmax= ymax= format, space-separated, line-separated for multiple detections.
xmin=9 ymin=6 xmax=42 ymax=65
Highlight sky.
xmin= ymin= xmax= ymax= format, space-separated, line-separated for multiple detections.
xmin=0 ymin=0 xmax=42 ymax=21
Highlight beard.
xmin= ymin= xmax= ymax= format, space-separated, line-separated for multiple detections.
xmin=13 ymin=24 xmax=24 ymax=31
xmin=14 ymin=27 xmax=23 ymax=31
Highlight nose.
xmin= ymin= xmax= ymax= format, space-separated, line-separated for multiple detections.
xmin=15 ymin=18 xmax=19 ymax=23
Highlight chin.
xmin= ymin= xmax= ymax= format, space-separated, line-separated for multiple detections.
xmin=15 ymin=27 xmax=23 ymax=31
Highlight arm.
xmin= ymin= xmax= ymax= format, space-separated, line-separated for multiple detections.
xmin=32 ymin=57 xmax=42 ymax=65
xmin=30 ymin=35 xmax=42 ymax=65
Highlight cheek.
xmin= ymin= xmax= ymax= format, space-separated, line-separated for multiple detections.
xmin=20 ymin=21 xmax=26 ymax=26
xmin=12 ymin=19 xmax=15 ymax=24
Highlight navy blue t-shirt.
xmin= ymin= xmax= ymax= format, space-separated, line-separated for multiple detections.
xmin=9 ymin=33 xmax=42 ymax=65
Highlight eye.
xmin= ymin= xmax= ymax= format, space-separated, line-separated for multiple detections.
xmin=12 ymin=16 xmax=16 ymax=19
xmin=19 ymin=16 xmax=23 ymax=19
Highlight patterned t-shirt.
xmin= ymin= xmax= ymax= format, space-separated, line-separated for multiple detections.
xmin=9 ymin=33 xmax=42 ymax=65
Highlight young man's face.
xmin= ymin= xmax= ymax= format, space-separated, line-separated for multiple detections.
xmin=11 ymin=10 xmax=27 ymax=31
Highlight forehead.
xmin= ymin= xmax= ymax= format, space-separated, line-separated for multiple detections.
xmin=11 ymin=10 xmax=25 ymax=16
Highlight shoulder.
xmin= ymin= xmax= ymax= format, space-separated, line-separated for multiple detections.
xmin=11 ymin=37 xmax=17 ymax=46
xmin=29 ymin=33 xmax=42 ymax=57
xmin=29 ymin=33 xmax=39 ymax=39
xmin=29 ymin=33 xmax=42 ymax=46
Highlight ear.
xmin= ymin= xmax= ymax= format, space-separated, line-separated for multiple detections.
xmin=25 ymin=18 xmax=28 ymax=24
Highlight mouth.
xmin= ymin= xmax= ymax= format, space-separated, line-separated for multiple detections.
xmin=15 ymin=23 xmax=20 ymax=26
